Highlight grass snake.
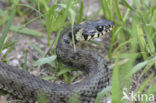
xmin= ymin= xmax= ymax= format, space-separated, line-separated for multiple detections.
xmin=0 ymin=19 xmax=113 ymax=103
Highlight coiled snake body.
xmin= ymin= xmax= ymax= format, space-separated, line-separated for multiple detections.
xmin=0 ymin=20 xmax=113 ymax=103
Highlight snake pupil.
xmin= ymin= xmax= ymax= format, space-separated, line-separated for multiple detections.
xmin=96 ymin=26 xmax=103 ymax=32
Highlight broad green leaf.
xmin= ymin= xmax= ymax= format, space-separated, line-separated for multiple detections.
xmin=42 ymin=76 xmax=57 ymax=80
xmin=34 ymin=56 xmax=56 ymax=66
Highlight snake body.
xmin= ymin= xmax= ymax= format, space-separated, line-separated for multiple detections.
xmin=0 ymin=19 xmax=113 ymax=103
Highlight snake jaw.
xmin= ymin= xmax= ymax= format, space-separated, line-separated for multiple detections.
xmin=75 ymin=20 xmax=113 ymax=41
xmin=86 ymin=26 xmax=113 ymax=40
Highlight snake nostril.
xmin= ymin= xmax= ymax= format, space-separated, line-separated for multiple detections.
xmin=63 ymin=39 xmax=70 ymax=44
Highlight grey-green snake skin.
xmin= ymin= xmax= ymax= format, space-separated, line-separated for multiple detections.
xmin=0 ymin=19 xmax=113 ymax=103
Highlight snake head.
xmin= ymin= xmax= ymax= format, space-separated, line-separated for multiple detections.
xmin=75 ymin=19 xmax=113 ymax=41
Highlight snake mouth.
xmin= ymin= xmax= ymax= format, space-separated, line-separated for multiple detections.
xmin=75 ymin=20 xmax=114 ymax=41
xmin=82 ymin=25 xmax=113 ymax=41
xmin=91 ymin=25 xmax=113 ymax=40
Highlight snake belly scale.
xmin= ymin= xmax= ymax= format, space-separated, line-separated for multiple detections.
xmin=0 ymin=19 xmax=113 ymax=103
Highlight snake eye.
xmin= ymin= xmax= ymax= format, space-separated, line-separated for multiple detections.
xmin=96 ymin=26 xmax=103 ymax=32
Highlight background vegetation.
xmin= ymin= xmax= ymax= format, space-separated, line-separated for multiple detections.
xmin=0 ymin=0 xmax=156 ymax=103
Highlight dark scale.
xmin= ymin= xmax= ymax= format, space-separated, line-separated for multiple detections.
xmin=60 ymin=97 xmax=66 ymax=103
xmin=98 ymin=33 xmax=100 ymax=37
xmin=91 ymin=34 xmax=94 ymax=38
xmin=82 ymin=33 xmax=88 ymax=40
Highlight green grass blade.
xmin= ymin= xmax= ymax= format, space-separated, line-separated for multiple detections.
xmin=31 ymin=43 xmax=44 ymax=56
xmin=58 ymin=61 xmax=70 ymax=83
xmin=95 ymin=86 xmax=111 ymax=103
xmin=114 ymin=0 xmax=123 ymax=23
xmin=77 ymin=1 xmax=83 ymax=23
xmin=135 ymin=74 xmax=154 ymax=102
xmin=52 ymin=1 xmax=72 ymax=48
xmin=3 ymin=44 xmax=15 ymax=59
xmin=144 ymin=5 xmax=156 ymax=19
xmin=147 ymin=82 xmax=156 ymax=97
xmin=42 ymin=76 xmax=57 ymax=80
xmin=137 ymin=74 xmax=154 ymax=93
xmin=101 ymin=0 xmax=110 ymax=19
xmin=10 ymin=25 xmax=42 ymax=37
xmin=0 ymin=8 xmax=16 ymax=53
xmin=121 ymin=0 xmax=134 ymax=11
xmin=111 ymin=59 xmax=121 ymax=103
xmin=57 ymin=68 xmax=74 ymax=77
xmin=126 ymin=56 xmax=156 ymax=78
